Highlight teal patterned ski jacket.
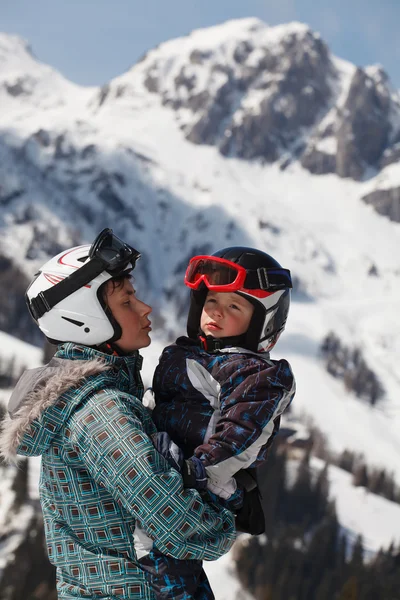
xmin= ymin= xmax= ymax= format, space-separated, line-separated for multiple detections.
xmin=0 ymin=343 xmax=235 ymax=599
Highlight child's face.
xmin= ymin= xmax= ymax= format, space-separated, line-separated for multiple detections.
xmin=200 ymin=291 xmax=254 ymax=339
xmin=105 ymin=279 xmax=152 ymax=352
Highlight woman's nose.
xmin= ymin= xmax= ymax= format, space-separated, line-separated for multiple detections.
xmin=139 ymin=299 xmax=152 ymax=315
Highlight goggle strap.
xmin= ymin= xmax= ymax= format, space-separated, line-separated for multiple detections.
xmin=257 ymin=268 xmax=269 ymax=290
xmin=30 ymin=257 xmax=106 ymax=320
xmin=245 ymin=268 xmax=292 ymax=291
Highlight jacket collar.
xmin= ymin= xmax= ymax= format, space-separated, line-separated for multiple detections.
xmin=55 ymin=343 xmax=143 ymax=397
xmin=0 ymin=343 xmax=144 ymax=463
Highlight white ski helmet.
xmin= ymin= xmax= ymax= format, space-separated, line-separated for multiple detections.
xmin=25 ymin=228 xmax=141 ymax=346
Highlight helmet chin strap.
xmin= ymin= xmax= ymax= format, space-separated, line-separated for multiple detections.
xmin=108 ymin=341 xmax=124 ymax=356
xmin=197 ymin=330 xmax=248 ymax=352
xmin=97 ymin=341 xmax=137 ymax=357
xmin=95 ymin=341 xmax=120 ymax=356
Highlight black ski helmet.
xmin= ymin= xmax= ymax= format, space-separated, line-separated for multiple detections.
xmin=185 ymin=246 xmax=292 ymax=352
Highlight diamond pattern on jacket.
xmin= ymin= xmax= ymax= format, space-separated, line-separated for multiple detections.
xmin=22 ymin=343 xmax=235 ymax=599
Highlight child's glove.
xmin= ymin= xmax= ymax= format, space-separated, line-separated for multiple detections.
xmin=153 ymin=431 xmax=183 ymax=470
xmin=142 ymin=387 xmax=156 ymax=410
xmin=207 ymin=476 xmax=237 ymax=500
xmin=153 ymin=432 xmax=207 ymax=490
xmin=182 ymin=455 xmax=208 ymax=490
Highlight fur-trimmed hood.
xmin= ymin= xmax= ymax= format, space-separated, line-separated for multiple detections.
xmin=0 ymin=343 xmax=144 ymax=463
xmin=0 ymin=357 xmax=109 ymax=462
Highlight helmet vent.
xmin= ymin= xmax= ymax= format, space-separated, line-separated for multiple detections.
xmin=61 ymin=316 xmax=84 ymax=327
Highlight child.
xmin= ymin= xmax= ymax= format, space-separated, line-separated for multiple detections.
xmin=0 ymin=229 xmax=235 ymax=600
xmin=152 ymin=246 xmax=296 ymax=534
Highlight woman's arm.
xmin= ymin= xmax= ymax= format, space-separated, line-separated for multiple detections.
xmin=70 ymin=391 xmax=236 ymax=562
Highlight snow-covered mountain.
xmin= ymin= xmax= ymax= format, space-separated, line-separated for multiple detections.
xmin=0 ymin=18 xmax=400 ymax=598
xmin=116 ymin=18 xmax=400 ymax=184
xmin=0 ymin=15 xmax=399 ymax=501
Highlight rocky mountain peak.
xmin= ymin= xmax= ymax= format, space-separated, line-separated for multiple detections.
xmin=0 ymin=33 xmax=38 ymax=97
xmin=0 ymin=33 xmax=34 ymax=67
xmin=301 ymin=59 xmax=400 ymax=183
xmin=0 ymin=33 xmax=85 ymax=115
xmin=132 ymin=20 xmax=333 ymax=162
xmin=95 ymin=17 xmax=399 ymax=191
xmin=335 ymin=66 xmax=392 ymax=179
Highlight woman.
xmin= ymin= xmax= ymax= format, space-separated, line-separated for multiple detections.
xmin=0 ymin=229 xmax=235 ymax=599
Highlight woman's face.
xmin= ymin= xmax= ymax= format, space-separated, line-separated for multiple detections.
xmin=105 ymin=278 xmax=152 ymax=352
xmin=200 ymin=291 xmax=254 ymax=339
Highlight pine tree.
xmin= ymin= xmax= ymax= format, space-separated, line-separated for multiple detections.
xmin=337 ymin=533 xmax=348 ymax=589
xmin=287 ymin=451 xmax=313 ymax=525
xmin=257 ymin=445 xmax=287 ymax=536
xmin=272 ymin=565 xmax=294 ymax=600
xmin=337 ymin=576 xmax=359 ymax=600
xmin=303 ymin=511 xmax=339 ymax=598
xmin=368 ymin=467 xmax=386 ymax=495
xmin=352 ymin=462 xmax=369 ymax=488
xmin=338 ymin=449 xmax=355 ymax=473
xmin=349 ymin=535 xmax=364 ymax=574
xmin=256 ymin=583 xmax=273 ymax=600
xmin=314 ymin=571 xmax=335 ymax=600
xmin=314 ymin=462 xmax=329 ymax=521
xmin=382 ymin=472 xmax=396 ymax=501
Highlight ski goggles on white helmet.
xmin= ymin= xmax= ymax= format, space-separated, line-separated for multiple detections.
xmin=28 ymin=228 xmax=140 ymax=321
xmin=184 ymin=255 xmax=292 ymax=293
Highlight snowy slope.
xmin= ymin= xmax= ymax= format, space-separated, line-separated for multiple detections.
xmin=0 ymin=331 xmax=42 ymax=408
xmin=0 ymin=330 xmax=42 ymax=368
xmin=204 ymin=547 xmax=254 ymax=600
xmin=97 ymin=26 xmax=400 ymax=479
xmin=0 ymin=17 xmax=398 ymax=478
xmin=0 ymin=465 xmax=35 ymax=576
xmin=311 ymin=457 xmax=400 ymax=555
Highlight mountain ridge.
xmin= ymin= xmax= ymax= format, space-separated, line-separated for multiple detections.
xmin=0 ymin=19 xmax=398 ymax=481
xmin=98 ymin=18 xmax=400 ymax=188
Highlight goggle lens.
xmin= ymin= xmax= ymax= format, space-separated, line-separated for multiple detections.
xmin=89 ymin=228 xmax=141 ymax=273
xmin=185 ymin=257 xmax=245 ymax=291
xmin=185 ymin=255 xmax=292 ymax=293
xmin=186 ymin=259 xmax=240 ymax=286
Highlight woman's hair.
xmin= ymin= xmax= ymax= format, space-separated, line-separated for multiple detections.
xmin=101 ymin=273 xmax=132 ymax=306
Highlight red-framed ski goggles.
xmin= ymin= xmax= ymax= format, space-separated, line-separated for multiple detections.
xmin=184 ymin=255 xmax=292 ymax=293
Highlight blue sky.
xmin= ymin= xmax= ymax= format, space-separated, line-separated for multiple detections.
xmin=1 ymin=0 xmax=399 ymax=88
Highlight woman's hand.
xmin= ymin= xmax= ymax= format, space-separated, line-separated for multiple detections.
xmin=153 ymin=432 xmax=207 ymax=490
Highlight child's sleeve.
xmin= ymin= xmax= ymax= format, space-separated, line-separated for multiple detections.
xmin=70 ymin=391 xmax=236 ymax=562
xmin=194 ymin=358 xmax=295 ymax=486
xmin=151 ymin=345 xmax=187 ymax=436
